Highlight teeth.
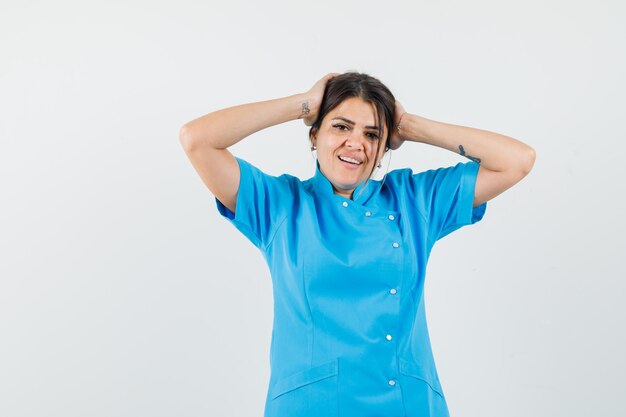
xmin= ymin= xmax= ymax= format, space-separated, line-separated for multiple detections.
xmin=339 ymin=156 xmax=361 ymax=164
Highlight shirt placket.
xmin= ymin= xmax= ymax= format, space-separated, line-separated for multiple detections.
xmin=360 ymin=204 xmax=405 ymax=404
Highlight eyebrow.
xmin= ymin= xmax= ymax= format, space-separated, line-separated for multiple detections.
xmin=331 ymin=117 xmax=380 ymax=131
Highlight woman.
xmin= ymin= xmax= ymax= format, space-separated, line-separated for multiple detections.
xmin=179 ymin=72 xmax=535 ymax=417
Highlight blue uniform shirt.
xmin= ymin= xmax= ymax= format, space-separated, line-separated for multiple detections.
xmin=216 ymin=157 xmax=487 ymax=417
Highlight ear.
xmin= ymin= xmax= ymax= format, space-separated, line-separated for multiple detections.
xmin=309 ymin=128 xmax=318 ymax=147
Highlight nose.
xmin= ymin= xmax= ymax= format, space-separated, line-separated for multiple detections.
xmin=345 ymin=130 xmax=365 ymax=150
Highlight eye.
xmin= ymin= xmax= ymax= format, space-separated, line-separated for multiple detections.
xmin=366 ymin=132 xmax=380 ymax=140
xmin=332 ymin=123 xmax=349 ymax=131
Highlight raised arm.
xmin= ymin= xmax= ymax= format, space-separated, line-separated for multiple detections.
xmin=389 ymin=102 xmax=536 ymax=207
xmin=179 ymin=73 xmax=338 ymax=212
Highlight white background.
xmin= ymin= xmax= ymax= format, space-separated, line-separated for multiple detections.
xmin=1 ymin=1 xmax=625 ymax=416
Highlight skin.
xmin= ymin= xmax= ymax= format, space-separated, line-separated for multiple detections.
xmin=178 ymin=73 xmax=340 ymax=213
xmin=179 ymin=72 xmax=536 ymax=213
xmin=310 ymin=97 xmax=388 ymax=199
xmin=387 ymin=100 xmax=536 ymax=207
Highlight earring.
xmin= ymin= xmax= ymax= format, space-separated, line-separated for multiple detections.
xmin=310 ymin=145 xmax=317 ymax=151
xmin=377 ymin=161 xmax=382 ymax=168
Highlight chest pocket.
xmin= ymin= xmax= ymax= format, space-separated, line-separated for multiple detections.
xmin=268 ymin=359 xmax=338 ymax=417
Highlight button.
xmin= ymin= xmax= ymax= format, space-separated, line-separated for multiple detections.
xmin=365 ymin=211 xmax=372 ymax=217
xmin=388 ymin=379 xmax=396 ymax=386
xmin=342 ymin=202 xmax=348 ymax=207
xmin=392 ymin=242 xmax=399 ymax=248
xmin=388 ymin=215 xmax=395 ymax=220
xmin=389 ymin=288 xmax=397 ymax=295
xmin=386 ymin=334 xmax=392 ymax=341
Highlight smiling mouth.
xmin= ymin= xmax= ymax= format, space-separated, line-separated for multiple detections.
xmin=338 ymin=156 xmax=362 ymax=165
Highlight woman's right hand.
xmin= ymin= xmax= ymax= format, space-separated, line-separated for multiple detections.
xmin=301 ymin=73 xmax=341 ymax=126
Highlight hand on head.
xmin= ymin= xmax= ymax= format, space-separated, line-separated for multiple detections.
xmin=301 ymin=73 xmax=341 ymax=126
xmin=387 ymin=100 xmax=406 ymax=151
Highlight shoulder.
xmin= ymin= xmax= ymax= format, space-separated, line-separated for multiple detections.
xmin=380 ymin=167 xmax=420 ymax=191
xmin=379 ymin=163 xmax=480 ymax=211
xmin=236 ymin=157 xmax=303 ymax=190
xmin=385 ymin=162 xmax=477 ymax=188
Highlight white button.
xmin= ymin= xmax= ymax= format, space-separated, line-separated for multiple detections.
xmin=386 ymin=334 xmax=392 ymax=341
xmin=389 ymin=288 xmax=397 ymax=295
xmin=365 ymin=211 xmax=372 ymax=217
xmin=392 ymin=242 xmax=399 ymax=248
xmin=388 ymin=379 xmax=396 ymax=386
xmin=342 ymin=202 xmax=348 ymax=207
xmin=388 ymin=215 xmax=395 ymax=221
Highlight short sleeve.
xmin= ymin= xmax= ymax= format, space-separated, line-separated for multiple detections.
xmin=215 ymin=158 xmax=291 ymax=250
xmin=409 ymin=161 xmax=487 ymax=242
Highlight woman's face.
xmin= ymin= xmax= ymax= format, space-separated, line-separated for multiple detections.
xmin=311 ymin=97 xmax=387 ymax=199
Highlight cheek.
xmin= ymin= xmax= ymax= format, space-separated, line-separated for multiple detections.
xmin=366 ymin=141 xmax=382 ymax=159
xmin=319 ymin=136 xmax=341 ymax=154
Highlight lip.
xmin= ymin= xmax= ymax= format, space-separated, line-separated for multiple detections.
xmin=338 ymin=152 xmax=363 ymax=163
xmin=338 ymin=157 xmax=362 ymax=170
xmin=337 ymin=154 xmax=365 ymax=170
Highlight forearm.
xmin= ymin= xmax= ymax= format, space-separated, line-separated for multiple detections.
xmin=180 ymin=93 xmax=311 ymax=150
xmin=399 ymin=113 xmax=535 ymax=174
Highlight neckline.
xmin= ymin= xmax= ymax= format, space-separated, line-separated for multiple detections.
xmin=310 ymin=161 xmax=380 ymax=205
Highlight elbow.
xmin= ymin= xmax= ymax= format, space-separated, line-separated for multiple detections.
xmin=179 ymin=124 xmax=190 ymax=146
xmin=179 ymin=124 xmax=196 ymax=152
xmin=521 ymin=145 xmax=536 ymax=176
xmin=178 ymin=123 xmax=222 ymax=152
xmin=511 ymin=145 xmax=536 ymax=180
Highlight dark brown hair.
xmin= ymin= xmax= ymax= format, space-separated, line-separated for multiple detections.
xmin=309 ymin=72 xmax=396 ymax=179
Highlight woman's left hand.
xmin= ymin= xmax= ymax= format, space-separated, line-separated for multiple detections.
xmin=388 ymin=100 xmax=407 ymax=150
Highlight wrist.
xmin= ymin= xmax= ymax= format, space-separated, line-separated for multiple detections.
xmin=396 ymin=112 xmax=407 ymax=139
xmin=283 ymin=93 xmax=310 ymax=121
xmin=292 ymin=93 xmax=312 ymax=119
xmin=399 ymin=113 xmax=431 ymax=144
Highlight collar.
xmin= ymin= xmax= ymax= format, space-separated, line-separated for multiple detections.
xmin=310 ymin=161 xmax=380 ymax=205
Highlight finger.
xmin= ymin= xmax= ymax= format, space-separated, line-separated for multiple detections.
xmin=323 ymin=72 xmax=341 ymax=82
